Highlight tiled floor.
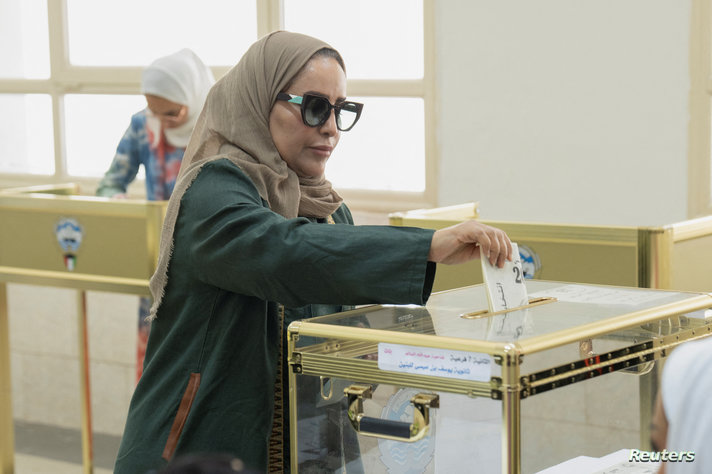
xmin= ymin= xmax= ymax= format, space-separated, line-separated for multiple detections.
xmin=14 ymin=454 xmax=113 ymax=474
xmin=12 ymin=421 xmax=120 ymax=474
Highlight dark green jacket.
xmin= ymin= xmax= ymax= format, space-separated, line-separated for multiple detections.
xmin=114 ymin=159 xmax=435 ymax=473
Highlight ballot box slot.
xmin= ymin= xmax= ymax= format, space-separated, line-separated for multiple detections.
xmin=460 ymin=296 xmax=557 ymax=320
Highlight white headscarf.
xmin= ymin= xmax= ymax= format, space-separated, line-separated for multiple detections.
xmin=662 ymin=337 xmax=712 ymax=473
xmin=141 ymin=48 xmax=215 ymax=147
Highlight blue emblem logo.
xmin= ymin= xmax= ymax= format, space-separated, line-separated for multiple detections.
xmin=55 ymin=218 xmax=83 ymax=271
xmin=518 ymin=244 xmax=541 ymax=279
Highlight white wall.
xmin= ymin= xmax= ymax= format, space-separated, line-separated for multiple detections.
xmin=436 ymin=0 xmax=691 ymax=226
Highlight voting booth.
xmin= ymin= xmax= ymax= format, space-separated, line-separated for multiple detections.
xmin=0 ymin=184 xmax=166 ymax=474
xmin=388 ymin=203 xmax=712 ymax=294
xmin=382 ymin=203 xmax=712 ymax=471
xmin=287 ymin=281 xmax=712 ymax=473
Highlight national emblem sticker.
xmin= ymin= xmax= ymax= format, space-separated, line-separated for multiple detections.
xmin=518 ymin=244 xmax=541 ymax=279
xmin=377 ymin=388 xmax=435 ymax=473
xmin=55 ymin=218 xmax=83 ymax=271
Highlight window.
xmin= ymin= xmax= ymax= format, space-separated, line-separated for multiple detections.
xmin=63 ymin=94 xmax=147 ymax=177
xmin=284 ymin=0 xmax=435 ymax=205
xmin=65 ymin=0 xmax=257 ymax=66
xmin=284 ymin=0 xmax=424 ymax=80
xmin=0 ymin=94 xmax=54 ymax=174
xmin=329 ymin=97 xmax=425 ymax=192
xmin=0 ymin=0 xmax=435 ymax=210
xmin=0 ymin=0 xmax=50 ymax=79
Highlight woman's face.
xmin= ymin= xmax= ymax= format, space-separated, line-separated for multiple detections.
xmin=145 ymin=94 xmax=188 ymax=129
xmin=269 ymin=56 xmax=347 ymax=179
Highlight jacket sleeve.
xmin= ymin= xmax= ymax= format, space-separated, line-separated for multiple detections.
xmin=178 ymin=159 xmax=436 ymax=308
xmin=96 ymin=119 xmax=142 ymax=197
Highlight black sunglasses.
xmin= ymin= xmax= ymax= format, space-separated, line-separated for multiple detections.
xmin=276 ymin=92 xmax=363 ymax=132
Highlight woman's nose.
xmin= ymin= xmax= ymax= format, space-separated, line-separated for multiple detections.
xmin=320 ymin=109 xmax=339 ymax=136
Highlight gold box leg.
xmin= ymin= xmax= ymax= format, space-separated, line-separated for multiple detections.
xmin=77 ymin=291 xmax=94 ymax=474
xmin=0 ymin=283 xmax=15 ymax=474
xmin=638 ymin=361 xmax=662 ymax=450
xmin=500 ymin=349 xmax=522 ymax=474
xmin=288 ymin=330 xmax=298 ymax=474
xmin=501 ymin=390 xmax=521 ymax=474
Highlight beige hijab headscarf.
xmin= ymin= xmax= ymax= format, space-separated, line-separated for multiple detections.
xmin=149 ymin=31 xmax=344 ymax=319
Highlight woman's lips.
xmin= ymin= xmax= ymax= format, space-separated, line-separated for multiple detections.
xmin=310 ymin=146 xmax=333 ymax=157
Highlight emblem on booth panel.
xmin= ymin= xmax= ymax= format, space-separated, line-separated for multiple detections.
xmin=518 ymin=244 xmax=541 ymax=279
xmin=378 ymin=388 xmax=436 ymax=473
xmin=55 ymin=218 xmax=83 ymax=271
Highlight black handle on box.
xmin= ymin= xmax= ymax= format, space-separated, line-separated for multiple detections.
xmin=358 ymin=416 xmax=413 ymax=439
xmin=344 ymin=384 xmax=439 ymax=443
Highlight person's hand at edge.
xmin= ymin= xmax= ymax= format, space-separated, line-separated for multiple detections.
xmin=427 ymin=220 xmax=512 ymax=267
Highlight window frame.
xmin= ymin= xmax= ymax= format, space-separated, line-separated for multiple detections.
xmin=0 ymin=0 xmax=436 ymax=212
xmin=689 ymin=0 xmax=712 ymax=217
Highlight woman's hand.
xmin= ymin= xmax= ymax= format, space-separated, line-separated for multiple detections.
xmin=428 ymin=220 xmax=512 ymax=267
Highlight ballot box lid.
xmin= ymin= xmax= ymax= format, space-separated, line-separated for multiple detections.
xmin=288 ymin=280 xmax=712 ymax=397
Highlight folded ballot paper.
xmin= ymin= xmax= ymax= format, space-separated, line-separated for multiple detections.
xmin=481 ymin=242 xmax=529 ymax=313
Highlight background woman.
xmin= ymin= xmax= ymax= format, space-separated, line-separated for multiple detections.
xmin=96 ymin=48 xmax=214 ymax=381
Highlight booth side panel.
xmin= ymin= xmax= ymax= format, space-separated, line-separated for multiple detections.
xmin=1 ymin=209 xmax=153 ymax=280
xmin=390 ymin=217 xmax=639 ymax=291
xmin=671 ymin=235 xmax=712 ymax=292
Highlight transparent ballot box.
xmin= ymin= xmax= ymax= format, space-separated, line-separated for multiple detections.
xmin=287 ymin=281 xmax=712 ymax=473
xmin=389 ymin=204 xmax=712 ymax=294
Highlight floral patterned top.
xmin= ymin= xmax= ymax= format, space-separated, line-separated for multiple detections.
xmin=97 ymin=109 xmax=183 ymax=201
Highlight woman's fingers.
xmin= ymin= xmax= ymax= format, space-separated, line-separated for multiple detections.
xmin=472 ymin=223 xmax=511 ymax=267
xmin=496 ymin=230 xmax=513 ymax=268
xmin=428 ymin=220 xmax=512 ymax=266
xmin=474 ymin=227 xmax=493 ymax=265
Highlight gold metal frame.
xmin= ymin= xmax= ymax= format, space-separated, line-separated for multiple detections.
xmin=0 ymin=284 xmax=14 ymax=474
xmin=688 ymin=0 xmax=712 ymax=217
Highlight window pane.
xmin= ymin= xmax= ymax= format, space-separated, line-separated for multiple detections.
xmin=284 ymin=0 xmax=423 ymax=79
xmin=66 ymin=0 xmax=257 ymax=66
xmin=328 ymin=97 xmax=425 ymax=192
xmin=64 ymin=94 xmax=147 ymax=177
xmin=0 ymin=94 xmax=54 ymax=174
xmin=0 ymin=0 xmax=50 ymax=78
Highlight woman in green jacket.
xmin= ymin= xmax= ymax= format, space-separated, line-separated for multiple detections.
xmin=114 ymin=31 xmax=512 ymax=474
